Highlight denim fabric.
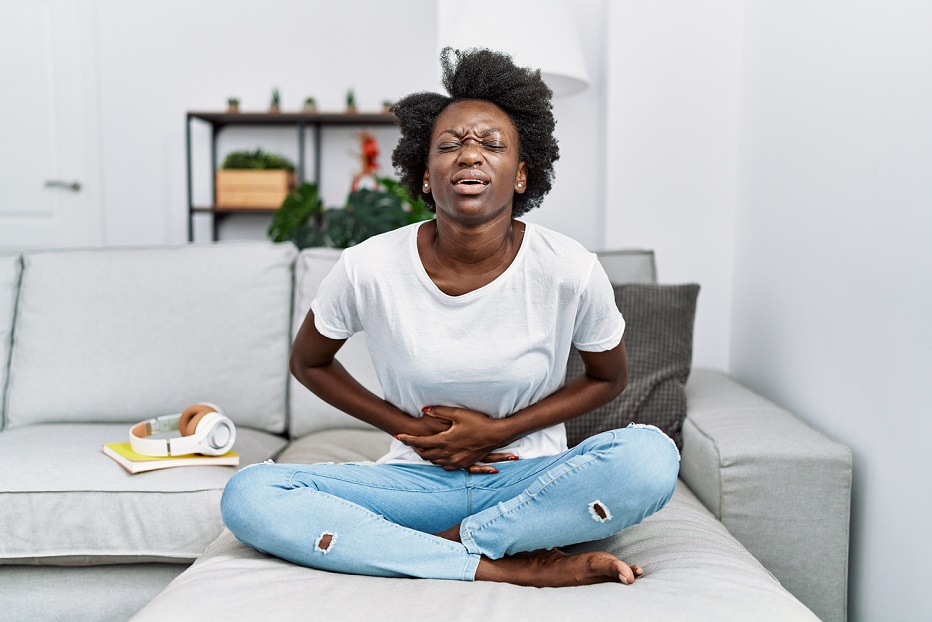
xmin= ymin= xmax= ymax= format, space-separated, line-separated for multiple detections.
xmin=221 ymin=426 xmax=679 ymax=581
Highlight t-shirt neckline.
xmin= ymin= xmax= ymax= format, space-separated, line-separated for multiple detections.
xmin=409 ymin=220 xmax=533 ymax=303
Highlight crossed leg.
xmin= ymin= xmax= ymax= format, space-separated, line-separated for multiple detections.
xmin=221 ymin=427 xmax=679 ymax=586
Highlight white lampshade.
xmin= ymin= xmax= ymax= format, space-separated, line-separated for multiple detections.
xmin=436 ymin=0 xmax=589 ymax=96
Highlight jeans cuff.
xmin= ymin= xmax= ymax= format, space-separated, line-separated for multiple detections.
xmin=461 ymin=551 xmax=481 ymax=581
xmin=459 ymin=519 xmax=483 ymax=557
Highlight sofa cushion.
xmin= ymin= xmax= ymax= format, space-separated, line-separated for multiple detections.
xmin=131 ymin=482 xmax=817 ymax=622
xmin=565 ymin=283 xmax=700 ymax=448
xmin=289 ymin=248 xmax=382 ymax=437
xmin=595 ymin=249 xmax=657 ymax=284
xmin=279 ymin=428 xmax=392 ymax=464
xmin=5 ymin=242 xmax=296 ymax=433
xmin=0 ymin=423 xmax=287 ymax=565
xmin=0 ymin=254 xmax=21 ymax=430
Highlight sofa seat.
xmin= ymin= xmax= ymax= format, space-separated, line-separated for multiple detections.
xmin=0 ymin=423 xmax=287 ymax=565
xmin=133 ymin=429 xmax=818 ymax=622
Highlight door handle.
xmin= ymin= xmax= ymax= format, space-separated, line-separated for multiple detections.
xmin=44 ymin=180 xmax=82 ymax=192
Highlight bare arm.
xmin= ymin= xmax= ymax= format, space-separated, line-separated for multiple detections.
xmin=289 ymin=310 xmax=448 ymax=438
xmin=398 ymin=339 xmax=628 ymax=470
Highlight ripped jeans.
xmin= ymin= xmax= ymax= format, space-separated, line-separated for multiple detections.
xmin=221 ymin=425 xmax=680 ymax=581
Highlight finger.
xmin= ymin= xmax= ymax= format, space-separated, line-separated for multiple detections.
xmin=482 ymin=453 xmax=519 ymax=463
xmin=466 ymin=465 xmax=500 ymax=475
xmin=631 ymin=564 xmax=644 ymax=577
xmin=396 ymin=433 xmax=443 ymax=449
xmin=421 ymin=406 xmax=453 ymax=421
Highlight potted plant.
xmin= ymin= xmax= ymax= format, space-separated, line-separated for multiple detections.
xmin=267 ymin=176 xmax=432 ymax=249
xmin=269 ymin=88 xmax=281 ymax=114
xmin=303 ymin=97 xmax=317 ymax=113
xmin=345 ymin=88 xmax=357 ymax=114
xmin=227 ymin=97 xmax=240 ymax=114
xmin=216 ymin=148 xmax=295 ymax=209
xmin=382 ymin=100 xmax=393 ymax=114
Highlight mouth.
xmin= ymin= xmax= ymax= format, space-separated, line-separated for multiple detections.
xmin=451 ymin=171 xmax=490 ymax=195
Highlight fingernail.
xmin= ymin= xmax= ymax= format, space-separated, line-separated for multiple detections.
xmin=508 ymin=456 xmax=520 ymax=461
xmin=620 ymin=575 xmax=628 ymax=585
xmin=422 ymin=406 xmax=432 ymax=413
xmin=489 ymin=469 xmax=499 ymax=474
xmin=393 ymin=435 xmax=400 ymax=441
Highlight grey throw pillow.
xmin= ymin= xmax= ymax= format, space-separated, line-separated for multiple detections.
xmin=564 ymin=283 xmax=700 ymax=449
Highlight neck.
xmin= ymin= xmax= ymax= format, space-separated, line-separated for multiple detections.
xmin=432 ymin=213 xmax=519 ymax=274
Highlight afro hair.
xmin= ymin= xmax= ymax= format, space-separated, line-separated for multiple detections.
xmin=390 ymin=47 xmax=559 ymax=218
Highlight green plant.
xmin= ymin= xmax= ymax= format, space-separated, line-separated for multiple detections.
xmin=271 ymin=88 xmax=280 ymax=106
xmin=346 ymin=88 xmax=356 ymax=109
xmin=227 ymin=97 xmax=240 ymax=106
xmin=376 ymin=176 xmax=432 ymax=223
xmin=268 ymin=176 xmax=433 ymax=249
xmin=268 ymin=182 xmax=323 ymax=244
xmin=221 ymin=148 xmax=294 ymax=172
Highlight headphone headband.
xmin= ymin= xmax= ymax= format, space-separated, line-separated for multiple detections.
xmin=129 ymin=404 xmax=235 ymax=457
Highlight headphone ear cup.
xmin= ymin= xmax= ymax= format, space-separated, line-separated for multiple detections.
xmin=179 ymin=404 xmax=212 ymax=436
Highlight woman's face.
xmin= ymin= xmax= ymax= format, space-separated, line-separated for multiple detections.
xmin=423 ymin=99 xmax=527 ymax=223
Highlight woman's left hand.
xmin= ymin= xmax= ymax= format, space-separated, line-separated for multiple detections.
xmin=395 ymin=407 xmax=515 ymax=474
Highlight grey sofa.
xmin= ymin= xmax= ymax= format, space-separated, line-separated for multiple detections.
xmin=0 ymin=242 xmax=852 ymax=621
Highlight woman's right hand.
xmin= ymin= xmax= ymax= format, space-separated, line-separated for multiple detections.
xmin=397 ymin=407 xmax=517 ymax=473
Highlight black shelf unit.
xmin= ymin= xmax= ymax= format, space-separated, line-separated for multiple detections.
xmin=185 ymin=111 xmax=398 ymax=241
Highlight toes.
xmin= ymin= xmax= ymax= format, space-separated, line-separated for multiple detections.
xmin=615 ymin=560 xmax=636 ymax=585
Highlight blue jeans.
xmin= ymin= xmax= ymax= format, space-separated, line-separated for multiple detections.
xmin=221 ymin=425 xmax=679 ymax=581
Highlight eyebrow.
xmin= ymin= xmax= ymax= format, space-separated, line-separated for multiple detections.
xmin=438 ymin=127 xmax=503 ymax=138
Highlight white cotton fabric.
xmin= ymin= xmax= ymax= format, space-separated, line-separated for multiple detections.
xmin=311 ymin=221 xmax=624 ymax=465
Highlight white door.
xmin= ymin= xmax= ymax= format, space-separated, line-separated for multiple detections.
xmin=0 ymin=0 xmax=101 ymax=251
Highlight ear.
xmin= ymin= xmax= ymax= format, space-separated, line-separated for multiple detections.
xmin=422 ymin=168 xmax=431 ymax=194
xmin=515 ymin=161 xmax=528 ymax=194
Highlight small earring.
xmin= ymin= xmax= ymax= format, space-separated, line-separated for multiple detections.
xmin=517 ymin=183 xmax=523 ymax=188
xmin=423 ymin=182 xmax=429 ymax=188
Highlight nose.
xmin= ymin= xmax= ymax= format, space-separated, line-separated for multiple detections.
xmin=456 ymin=139 xmax=484 ymax=167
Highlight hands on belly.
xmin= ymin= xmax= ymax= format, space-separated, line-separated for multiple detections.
xmin=395 ymin=406 xmax=518 ymax=474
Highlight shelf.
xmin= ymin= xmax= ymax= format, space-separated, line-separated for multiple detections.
xmin=186 ymin=110 xmax=399 ymax=242
xmin=187 ymin=111 xmax=397 ymax=128
xmin=192 ymin=205 xmax=279 ymax=214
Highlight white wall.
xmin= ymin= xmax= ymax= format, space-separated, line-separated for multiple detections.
xmin=92 ymin=0 xmax=608 ymax=250
xmin=730 ymin=2 xmax=932 ymax=620
xmin=521 ymin=0 xmax=608 ymax=252
xmin=603 ymin=0 xmax=744 ymax=370
xmin=94 ymin=0 xmax=438 ymax=245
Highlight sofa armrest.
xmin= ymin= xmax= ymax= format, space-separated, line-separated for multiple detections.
xmin=680 ymin=368 xmax=852 ymax=622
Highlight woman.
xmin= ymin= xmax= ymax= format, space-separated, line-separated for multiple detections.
xmin=222 ymin=48 xmax=679 ymax=588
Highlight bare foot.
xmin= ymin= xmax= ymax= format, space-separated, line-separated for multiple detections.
xmin=475 ymin=548 xmax=643 ymax=587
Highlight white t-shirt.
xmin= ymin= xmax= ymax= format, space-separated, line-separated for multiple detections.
xmin=310 ymin=221 xmax=624 ymax=465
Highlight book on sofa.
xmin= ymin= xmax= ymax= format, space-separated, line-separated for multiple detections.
xmin=102 ymin=442 xmax=240 ymax=474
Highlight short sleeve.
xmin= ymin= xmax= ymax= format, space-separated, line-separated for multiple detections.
xmin=572 ymin=259 xmax=625 ymax=351
xmin=309 ymin=253 xmax=363 ymax=340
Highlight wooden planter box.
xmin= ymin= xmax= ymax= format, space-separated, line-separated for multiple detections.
xmin=215 ymin=170 xmax=295 ymax=209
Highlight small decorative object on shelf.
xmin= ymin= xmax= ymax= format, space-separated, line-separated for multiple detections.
xmin=227 ymin=97 xmax=240 ymax=114
xmin=303 ymin=97 xmax=317 ymax=113
xmin=269 ymin=88 xmax=281 ymax=114
xmin=382 ymin=100 xmax=393 ymax=114
xmin=350 ymin=131 xmax=380 ymax=192
xmin=345 ymin=88 xmax=357 ymax=113
xmin=217 ymin=148 xmax=295 ymax=209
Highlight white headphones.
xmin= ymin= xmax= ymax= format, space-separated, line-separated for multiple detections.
xmin=129 ymin=403 xmax=236 ymax=457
